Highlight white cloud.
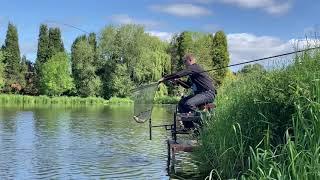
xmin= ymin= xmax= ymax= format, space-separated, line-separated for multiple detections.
xmin=177 ymin=0 xmax=292 ymax=14
xmin=150 ymin=3 xmax=212 ymax=17
xmin=109 ymin=14 xmax=163 ymax=29
xmin=227 ymin=33 xmax=291 ymax=64
xmin=147 ymin=31 xmax=173 ymax=42
xmin=227 ymin=33 xmax=320 ymax=71
xmin=219 ymin=0 xmax=292 ymax=14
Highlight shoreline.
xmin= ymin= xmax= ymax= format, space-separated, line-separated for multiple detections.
xmin=0 ymin=94 xmax=180 ymax=106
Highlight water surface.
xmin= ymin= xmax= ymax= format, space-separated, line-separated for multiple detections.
xmin=0 ymin=105 xmax=199 ymax=179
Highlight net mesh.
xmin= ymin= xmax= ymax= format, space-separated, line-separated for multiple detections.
xmin=131 ymin=82 xmax=158 ymax=123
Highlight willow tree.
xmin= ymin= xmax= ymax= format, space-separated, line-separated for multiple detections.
xmin=98 ymin=24 xmax=171 ymax=98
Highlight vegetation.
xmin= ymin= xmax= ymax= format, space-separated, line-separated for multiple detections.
xmin=71 ymin=35 xmax=102 ymax=97
xmin=196 ymin=49 xmax=320 ymax=179
xmin=239 ymin=63 xmax=266 ymax=74
xmin=0 ymin=94 xmax=133 ymax=106
xmin=211 ymin=31 xmax=230 ymax=84
xmin=0 ymin=50 xmax=5 ymax=90
xmin=168 ymin=31 xmax=229 ymax=95
xmin=0 ymin=22 xmax=230 ymax=105
xmin=35 ymin=24 xmax=50 ymax=73
xmin=40 ymin=52 xmax=74 ymax=96
xmin=98 ymin=25 xmax=171 ymax=98
xmin=3 ymin=23 xmax=26 ymax=93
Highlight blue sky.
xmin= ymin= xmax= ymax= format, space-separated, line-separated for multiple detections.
xmin=0 ymin=0 xmax=319 ymax=65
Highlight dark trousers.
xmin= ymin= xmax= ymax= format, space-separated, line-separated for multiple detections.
xmin=178 ymin=91 xmax=215 ymax=128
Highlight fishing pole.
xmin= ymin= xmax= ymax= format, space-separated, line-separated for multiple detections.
xmin=44 ymin=20 xmax=90 ymax=34
xmin=178 ymin=46 xmax=320 ymax=78
xmin=131 ymin=46 xmax=320 ymax=92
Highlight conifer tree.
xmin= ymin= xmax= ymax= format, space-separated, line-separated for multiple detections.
xmin=48 ymin=27 xmax=64 ymax=59
xmin=35 ymin=24 xmax=49 ymax=72
xmin=3 ymin=23 xmax=25 ymax=92
xmin=212 ymin=31 xmax=230 ymax=84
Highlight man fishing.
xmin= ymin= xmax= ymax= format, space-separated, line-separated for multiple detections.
xmin=158 ymin=54 xmax=216 ymax=128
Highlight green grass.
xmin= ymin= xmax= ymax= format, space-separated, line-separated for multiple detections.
xmin=154 ymin=95 xmax=180 ymax=104
xmin=0 ymin=94 xmax=179 ymax=106
xmin=197 ymin=49 xmax=320 ymax=179
xmin=0 ymin=94 xmax=134 ymax=106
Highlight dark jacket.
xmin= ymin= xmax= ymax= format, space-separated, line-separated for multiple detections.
xmin=164 ymin=63 xmax=216 ymax=94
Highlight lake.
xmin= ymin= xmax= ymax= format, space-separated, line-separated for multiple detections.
xmin=0 ymin=105 xmax=199 ymax=179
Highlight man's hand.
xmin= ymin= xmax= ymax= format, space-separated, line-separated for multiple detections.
xmin=157 ymin=77 xmax=165 ymax=83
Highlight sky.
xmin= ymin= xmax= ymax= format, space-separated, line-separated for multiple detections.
xmin=0 ymin=0 xmax=319 ymax=66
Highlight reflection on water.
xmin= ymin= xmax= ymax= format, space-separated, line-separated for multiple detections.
xmin=0 ymin=105 xmax=200 ymax=179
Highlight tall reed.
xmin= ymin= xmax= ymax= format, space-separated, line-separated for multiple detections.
xmin=197 ymin=49 xmax=320 ymax=179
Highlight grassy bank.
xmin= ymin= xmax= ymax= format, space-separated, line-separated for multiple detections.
xmin=154 ymin=95 xmax=180 ymax=104
xmin=0 ymin=94 xmax=179 ymax=106
xmin=196 ymin=50 xmax=320 ymax=179
xmin=0 ymin=94 xmax=133 ymax=106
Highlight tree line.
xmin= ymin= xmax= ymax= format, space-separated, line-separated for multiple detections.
xmin=0 ymin=22 xmax=230 ymax=98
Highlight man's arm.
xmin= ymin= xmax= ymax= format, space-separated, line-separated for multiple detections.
xmin=174 ymin=79 xmax=191 ymax=89
xmin=160 ymin=68 xmax=193 ymax=82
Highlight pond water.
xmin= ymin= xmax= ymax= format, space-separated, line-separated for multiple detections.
xmin=0 ymin=105 xmax=200 ymax=179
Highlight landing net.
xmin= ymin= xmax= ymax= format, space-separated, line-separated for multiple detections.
xmin=131 ymin=82 xmax=159 ymax=123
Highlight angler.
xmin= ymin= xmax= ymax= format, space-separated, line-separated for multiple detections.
xmin=158 ymin=53 xmax=217 ymax=129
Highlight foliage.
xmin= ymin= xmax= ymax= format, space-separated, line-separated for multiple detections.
xmin=0 ymin=94 xmax=135 ymax=106
xmin=196 ymin=49 xmax=320 ymax=179
xmin=40 ymin=52 xmax=74 ymax=96
xmin=106 ymin=97 xmax=133 ymax=104
xmin=0 ymin=50 xmax=4 ymax=91
xmin=108 ymin=63 xmax=134 ymax=98
xmin=153 ymin=95 xmax=180 ymax=104
xmin=48 ymin=27 xmax=65 ymax=59
xmin=3 ymin=23 xmax=26 ymax=93
xmin=172 ymin=31 xmax=214 ymax=72
xmin=35 ymin=24 xmax=50 ymax=72
xmin=0 ymin=22 xmax=231 ymax=102
xmin=23 ymin=57 xmax=38 ymax=95
xmin=211 ymin=31 xmax=230 ymax=84
xmin=71 ymin=36 xmax=102 ymax=97
xmin=239 ymin=63 xmax=266 ymax=74
xmin=169 ymin=31 xmax=218 ymax=95
xmin=98 ymin=24 xmax=171 ymax=98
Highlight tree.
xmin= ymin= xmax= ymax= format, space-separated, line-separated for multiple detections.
xmin=34 ymin=24 xmax=50 ymax=94
xmin=48 ymin=27 xmax=64 ymax=59
xmin=21 ymin=55 xmax=38 ymax=95
xmin=177 ymin=31 xmax=193 ymax=71
xmin=239 ymin=63 xmax=266 ymax=74
xmin=71 ymin=37 xmax=102 ymax=97
xmin=98 ymin=25 xmax=171 ymax=98
xmin=212 ymin=31 xmax=230 ymax=84
xmin=108 ymin=64 xmax=133 ymax=97
xmin=40 ymin=52 xmax=74 ymax=96
xmin=3 ymin=23 xmax=25 ymax=93
xmin=171 ymin=31 xmax=214 ymax=74
xmin=0 ymin=50 xmax=5 ymax=91
xmin=35 ymin=24 xmax=49 ymax=70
